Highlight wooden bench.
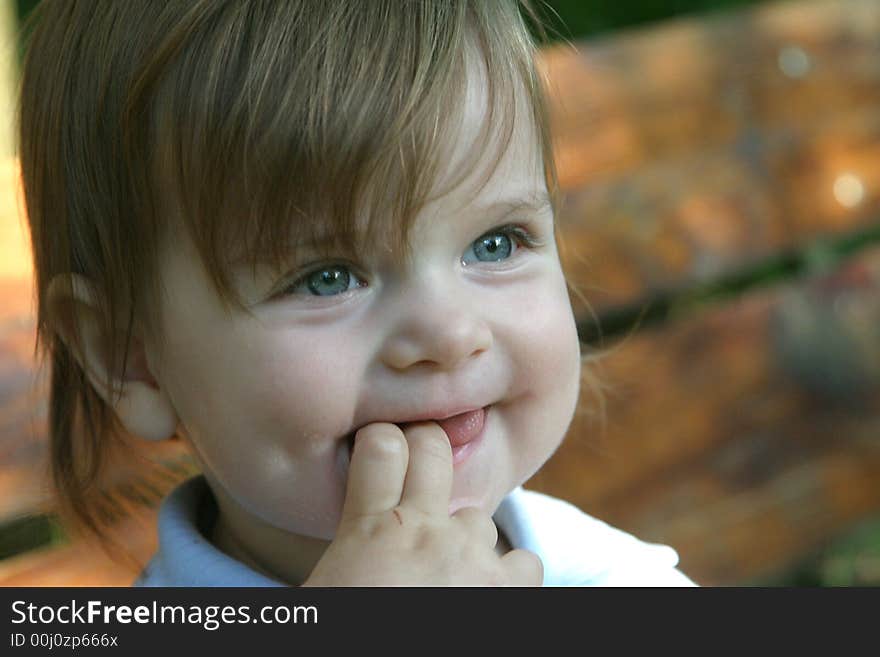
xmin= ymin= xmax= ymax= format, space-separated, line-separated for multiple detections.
xmin=2 ymin=0 xmax=879 ymax=586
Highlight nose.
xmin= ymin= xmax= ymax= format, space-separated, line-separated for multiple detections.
xmin=379 ymin=275 xmax=493 ymax=371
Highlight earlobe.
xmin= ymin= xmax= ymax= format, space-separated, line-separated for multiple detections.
xmin=45 ymin=273 xmax=179 ymax=441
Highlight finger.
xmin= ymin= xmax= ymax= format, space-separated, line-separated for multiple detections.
xmin=398 ymin=421 xmax=453 ymax=516
xmin=340 ymin=423 xmax=408 ymax=522
xmin=500 ymin=549 xmax=544 ymax=586
xmin=451 ymin=506 xmax=498 ymax=548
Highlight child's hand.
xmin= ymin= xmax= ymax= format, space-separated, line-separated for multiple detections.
xmin=302 ymin=422 xmax=543 ymax=586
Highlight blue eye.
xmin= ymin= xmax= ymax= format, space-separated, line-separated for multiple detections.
xmin=282 ymin=264 xmax=365 ymax=298
xmin=461 ymin=225 xmax=540 ymax=266
xmin=277 ymin=224 xmax=542 ymax=300
xmin=473 ymin=234 xmax=512 ymax=261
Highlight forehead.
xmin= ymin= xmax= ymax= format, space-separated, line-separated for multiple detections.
xmin=430 ymin=43 xmax=545 ymax=213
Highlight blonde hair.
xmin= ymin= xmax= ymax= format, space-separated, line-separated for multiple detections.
xmin=17 ymin=0 xmax=576 ymax=559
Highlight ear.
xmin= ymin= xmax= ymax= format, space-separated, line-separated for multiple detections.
xmin=46 ymin=273 xmax=179 ymax=442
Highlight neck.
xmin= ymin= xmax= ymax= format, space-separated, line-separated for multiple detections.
xmin=208 ymin=484 xmax=330 ymax=586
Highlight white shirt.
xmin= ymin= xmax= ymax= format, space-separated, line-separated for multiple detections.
xmin=134 ymin=475 xmax=697 ymax=586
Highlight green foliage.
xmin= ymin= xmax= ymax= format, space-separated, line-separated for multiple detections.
xmin=758 ymin=517 xmax=880 ymax=586
xmin=534 ymin=0 xmax=767 ymax=42
xmin=0 ymin=514 xmax=67 ymax=561
xmin=15 ymin=0 xmax=770 ymax=41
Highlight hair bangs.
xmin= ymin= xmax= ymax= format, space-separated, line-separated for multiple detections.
xmin=140 ymin=1 xmax=553 ymax=313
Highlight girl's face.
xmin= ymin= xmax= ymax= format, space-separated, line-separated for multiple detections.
xmin=147 ymin=55 xmax=582 ymax=560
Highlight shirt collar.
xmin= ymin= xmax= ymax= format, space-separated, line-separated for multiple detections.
xmin=140 ymin=475 xmax=286 ymax=586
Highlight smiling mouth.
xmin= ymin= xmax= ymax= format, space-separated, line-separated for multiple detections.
xmin=343 ymin=405 xmax=491 ymax=462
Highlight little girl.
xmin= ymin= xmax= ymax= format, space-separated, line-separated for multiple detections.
xmin=18 ymin=0 xmax=695 ymax=586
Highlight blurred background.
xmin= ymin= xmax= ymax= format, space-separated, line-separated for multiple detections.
xmin=1 ymin=0 xmax=879 ymax=586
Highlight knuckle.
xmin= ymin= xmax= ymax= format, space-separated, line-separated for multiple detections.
xmin=504 ymin=549 xmax=543 ymax=585
xmin=412 ymin=523 xmax=436 ymax=551
xmin=453 ymin=506 xmax=480 ymax=521
xmin=389 ymin=505 xmax=420 ymax=529
xmin=526 ymin=551 xmax=544 ymax=582
xmin=375 ymin=505 xmax=423 ymax=535
xmin=489 ymin=563 xmax=510 ymax=587
xmin=462 ymin=537 xmax=489 ymax=562
xmin=455 ymin=506 xmax=493 ymax=530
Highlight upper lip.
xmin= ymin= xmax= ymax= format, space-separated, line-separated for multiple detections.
xmin=345 ymin=403 xmax=491 ymax=438
xmin=392 ymin=404 xmax=489 ymax=425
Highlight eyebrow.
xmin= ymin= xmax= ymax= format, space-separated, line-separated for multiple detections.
xmin=474 ymin=190 xmax=552 ymax=216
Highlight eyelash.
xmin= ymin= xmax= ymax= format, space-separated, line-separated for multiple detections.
xmin=275 ymin=223 xmax=544 ymax=301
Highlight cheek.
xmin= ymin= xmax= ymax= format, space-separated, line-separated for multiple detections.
xmin=165 ymin=325 xmax=365 ymax=538
xmin=508 ymin=272 xmax=582 ymax=400
xmin=503 ymin=269 xmax=582 ymax=465
xmin=257 ymin=333 xmax=361 ymax=433
xmin=454 ymin=268 xmax=582 ymax=513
